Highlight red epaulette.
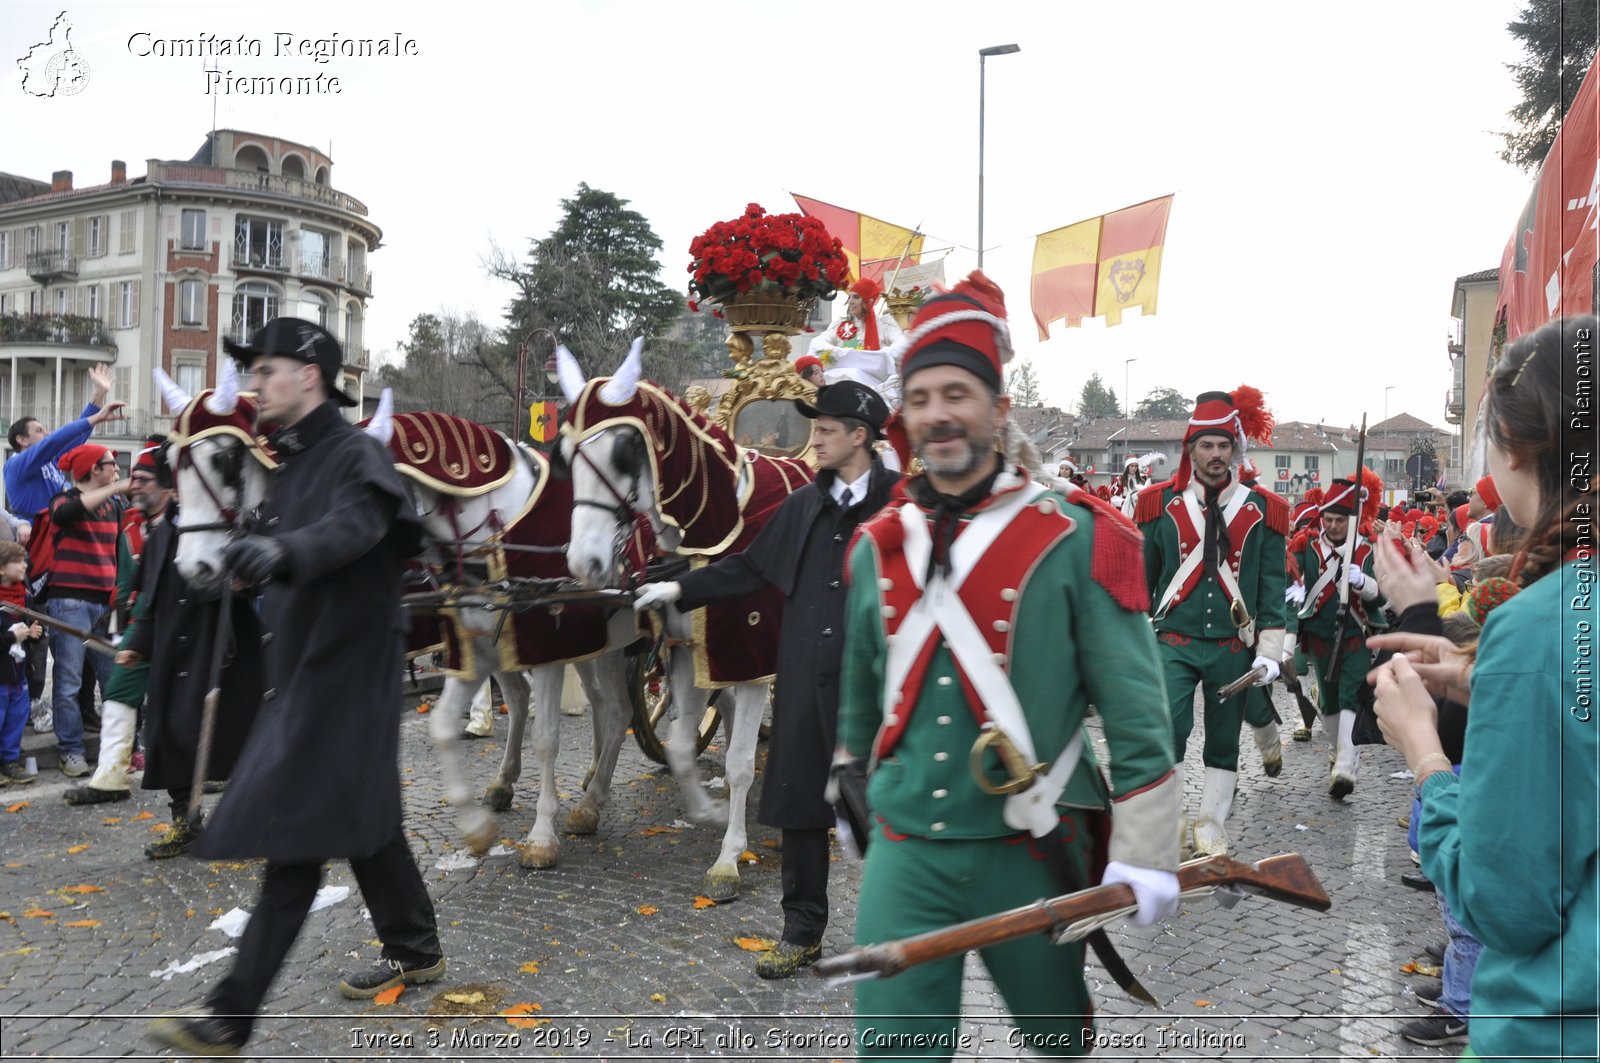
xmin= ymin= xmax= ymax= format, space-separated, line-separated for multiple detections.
xmin=1288 ymin=527 xmax=1312 ymax=556
xmin=845 ymin=504 xmax=905 ymax=586
xmin=1253 ymin=484 xmax=1291 ymax=536
xmin=1063 ymin=484 xmax=1150 ymax=613
xmin=1286 ymin=550 xmax=1301 ymax=583
xmin=1132 ymin=479 xmax=1172 ymax=525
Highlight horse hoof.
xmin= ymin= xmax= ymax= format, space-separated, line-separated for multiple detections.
xmin=484 ymin=783 xmax=515 ymax=812
xmin=565 ymin=806 xmax=599 ymax=835
xmin=702 ymin=867 xmax=740 ymax=902
xmin=519 ymin=842 xmax=560 ymax=870
xmin=464 ymin=820 xmax=496 ymax=857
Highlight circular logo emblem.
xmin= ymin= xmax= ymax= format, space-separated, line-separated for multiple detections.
xmin=43 ymin=50 xmax=90 ymax=96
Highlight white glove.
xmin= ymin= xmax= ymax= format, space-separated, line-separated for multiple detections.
xmin=835 ymin=815 xmax=864 ymax=863
xmin=1282 ymin=634 xmax=1298 ymax=661
xmin=632 ymin=581 xmax=682 ymax=612
xmin=1285 ymin=582 xmax=1306 ymax=606
xmin=1250 ymin=655 xmax=1281 ymax=686
xmin=9 ymin=622 xmax=28 ymax=642
xmin=1100 ymin=860 xmax=1180 ymax=927
xmin=1346 ymin=567 xmax=1366 ymax=591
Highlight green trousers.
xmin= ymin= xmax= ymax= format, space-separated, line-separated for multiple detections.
xmin=1303 ymin=635 xmax=1369 ymax=716
xmin=855 ymin=820 xmax=1096 ymax=1059
xmin=1156 ymin=632 xmax=1276 ymax=771
xmin=104 ymin=658 xmax=148 ymax=707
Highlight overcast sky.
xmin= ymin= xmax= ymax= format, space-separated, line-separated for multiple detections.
xmin=4 ymin=0 xmax=1538 ymax=431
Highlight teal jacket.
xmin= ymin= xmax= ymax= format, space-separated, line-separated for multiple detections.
xmin=1419 ymin=559 xmax=1598 ymax=1061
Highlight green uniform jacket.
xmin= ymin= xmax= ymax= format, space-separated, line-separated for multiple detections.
xmin=1285 ymin=533 xmax=1386 ymax=639
xmin=1419 ymin=559 xmax=1597 ymax=1061
xmin=1136 ymin=477 xmax=1287 ymax=644
xmin=839 ymin=474 xmax=1178 ymax=872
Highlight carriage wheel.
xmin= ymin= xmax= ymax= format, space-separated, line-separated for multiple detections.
xmin=627 ymin=640 xmax=721 ymax=764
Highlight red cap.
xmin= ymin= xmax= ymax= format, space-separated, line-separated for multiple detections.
xmin=1475 ymin=475 xmax=1502 ymax=511
xmin=58 ymin=444 xmax=112 ymax=482
xmin=794 ymin=354 xmax=823 ymax=377
xmin=896 ymin=271 xmax=1011 ymax=393
xmin=1453 ymin=503 xmax=1470 ymax=532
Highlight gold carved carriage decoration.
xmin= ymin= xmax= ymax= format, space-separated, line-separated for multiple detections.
xmin=630 ymin=292 xmax=819 ymax=763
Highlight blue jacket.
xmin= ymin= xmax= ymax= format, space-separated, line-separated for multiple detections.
xmin=4 ymin=404 xmax=99 ymax=517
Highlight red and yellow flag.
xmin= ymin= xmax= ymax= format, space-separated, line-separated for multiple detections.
xmin=1031 ymin=195 xmax=1173 ymax=338
xmin=528 ymin=401 xmax=559 ymax=444
xmin=792 ymin=194 xmax=923 ymax=285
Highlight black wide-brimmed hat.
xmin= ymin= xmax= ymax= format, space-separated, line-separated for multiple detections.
xmin=795 ymin=380 xmax=889 ymax=439
xmin=224 ymin=317 xmax=357 ymax=407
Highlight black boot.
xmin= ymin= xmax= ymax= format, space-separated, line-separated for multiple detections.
xmin=145 ymin=814 xmax=203 ymax=859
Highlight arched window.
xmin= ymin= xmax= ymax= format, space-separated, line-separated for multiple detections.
xmin=231 ymin=281 xmax=279 ymax=344
xmin=299 ymin=290 xmax=330 ymax=329
xmin=280 ymin=154 xmax=306 ymax=181
xmin=233 ymin=144 xmax=270 ymax=173
xmin=314 ymin=166 xmax=330 ymax=186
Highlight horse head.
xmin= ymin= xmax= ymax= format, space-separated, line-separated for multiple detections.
xmin=159 ymin=362 xmax=275 ymax=592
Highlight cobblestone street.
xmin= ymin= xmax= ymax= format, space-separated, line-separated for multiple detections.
xmin=1 ymin=682 xmax=1463 ymax=1061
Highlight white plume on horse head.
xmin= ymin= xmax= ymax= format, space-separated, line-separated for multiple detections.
xmin=365 ymin=388 xmax=395 ymax=446
xmin=555 ymin=345 xmax=587 ymax=406
xmin=598 ymin=336 xmax=645 ymax=405
xmin=153 ymin=367 xmax=193 ymax=414
xmin=204 ymin=357 xmax=241 ymax=415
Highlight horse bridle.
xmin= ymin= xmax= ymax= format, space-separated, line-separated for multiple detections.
xmin=567 ymin=429 xmax=652 ymax=588
xmin=173 ymin=437 xmax=252 ymax=537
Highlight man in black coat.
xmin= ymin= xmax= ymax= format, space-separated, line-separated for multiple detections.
xmin=149 ymin=319 xmax=443 ymax=1057
xmin=633 ymin=380 xmax=899 ymax=979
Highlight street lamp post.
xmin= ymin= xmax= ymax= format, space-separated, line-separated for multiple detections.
xmin=1124 ymin=357 xmax=1137 ymax=420
xmin=977 ymin=44 xmax=1020 ymax=270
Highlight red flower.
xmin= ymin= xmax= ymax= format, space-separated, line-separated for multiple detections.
xmin=686 ymin=203 xmax=850 ymax=311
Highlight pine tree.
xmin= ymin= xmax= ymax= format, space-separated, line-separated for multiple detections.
xmin=1077 ymin=372 xmax=1122 ymax=418
xmin=1008 ymin=360 xmax=1042 ymax=406
xmin=1500 ymin=0 xmax=1598 ymax=171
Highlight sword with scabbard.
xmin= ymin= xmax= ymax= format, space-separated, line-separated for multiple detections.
xmin=814 ymin=852 xmax=1332 ymax=988
xmin=968 ymin=726 xmax=1158 ymax=1004
xmin=0 ymin=601 xmax=116 ymax=657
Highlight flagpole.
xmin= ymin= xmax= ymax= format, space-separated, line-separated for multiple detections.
xmin=883 ymin=223 xmax=923 ymax=295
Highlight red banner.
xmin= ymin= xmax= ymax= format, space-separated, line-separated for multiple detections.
xmin=1497 ymin=61 xmax=1599 ymax=340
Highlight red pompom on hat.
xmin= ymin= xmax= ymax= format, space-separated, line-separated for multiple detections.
xmin=1323 ymin=466 xmax=1383 ymax=524
xmin=58 ymin=444 xmax=112 ymax=482
xmin=1475 ymin=475 xmax=1502 ymax=512
xmin=892 ymin=271 xmax=1012 ymax=394
xmin=1302 ymin=486 xmax=1325 ymax=507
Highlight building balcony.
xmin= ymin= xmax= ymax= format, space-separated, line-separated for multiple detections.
xmin=348 ymin=268 xmax=373 ymax=296
xmin=148 ymin=161 xmax=370 ymax=217
xmin=296 ymin=255 xmax=373 ymax=296
xmin=26 ymin=250 xmax=77 ymax=283
xmin=345 ymin=344 xmax=369 ymax=369
xmin=232 ymin=250 xmax=287 ymax=275
xmin=0 ymin=313 xmax=117 ymax=354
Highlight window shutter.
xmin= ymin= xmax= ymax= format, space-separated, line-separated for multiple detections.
xmin=130 ymin=279 xmax=140 ymax=327
xmin=120 ymin=210 xmax=136 ymax=254
xmin=73 ymin=218 xmax=86 ymax=257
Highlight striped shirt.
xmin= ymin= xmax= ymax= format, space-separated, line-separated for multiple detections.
xmin=47 ymin=489 xmax=120 ymax=603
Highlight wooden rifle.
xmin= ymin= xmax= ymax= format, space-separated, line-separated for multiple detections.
xmin=814 ymin=852 xmax=1330 ymax=987
xmin=1325 ymin=415 xmax=1368 ymax=701
xmin=0 ymin=601 xmax=115 ymax=657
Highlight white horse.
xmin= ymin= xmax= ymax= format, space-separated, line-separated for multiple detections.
xmin=560 ymin=340 xmax=811 ymax=900
xmin=161 ymin=364 xmax=638 ymax=869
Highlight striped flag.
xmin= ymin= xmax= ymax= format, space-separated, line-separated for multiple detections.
xmin=791 ymin=194 xmax=923 ymax=285
xmin=1031 ymin=195 xmax=1174 ymax=338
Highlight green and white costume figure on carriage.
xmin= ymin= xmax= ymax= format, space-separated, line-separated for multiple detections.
xmin=1285 ymin=469 xmax=1386 ymax=800
xmin=1133 ymin=387 xmax=1289 ymax=858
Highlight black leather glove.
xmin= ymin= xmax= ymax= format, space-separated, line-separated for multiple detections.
xmin=222 ymin=535 xmax=287 ymax=584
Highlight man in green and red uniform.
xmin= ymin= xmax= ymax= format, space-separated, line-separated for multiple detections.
xmin=837 ymin=272 xmax=1179 ymax=1058
xmin=1134 ymin=388 xmax=1289 ymax=857
xmin=1286 ymin=471 xmax=1385 ymax=799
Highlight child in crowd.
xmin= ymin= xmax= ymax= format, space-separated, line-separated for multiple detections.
xmin=0 ymin=541 xmax=44 ymax=784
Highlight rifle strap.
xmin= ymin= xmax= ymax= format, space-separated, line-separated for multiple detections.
xmin=1033 ymin=825 xmax=1158 ymax=1006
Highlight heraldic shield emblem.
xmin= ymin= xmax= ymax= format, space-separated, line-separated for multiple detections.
xmin=1107 ymin=256 xmax=1147 ymax=303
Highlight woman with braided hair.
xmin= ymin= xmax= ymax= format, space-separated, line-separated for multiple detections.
xmin=1371 ymin=313 xmax=1598 ymax=1062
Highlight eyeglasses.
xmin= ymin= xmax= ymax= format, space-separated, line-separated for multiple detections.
xmin=94 ymin=460 xmax=118 ymax=469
